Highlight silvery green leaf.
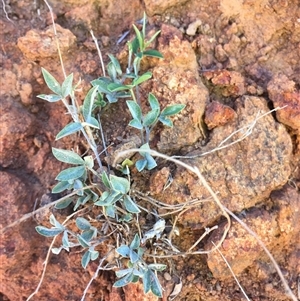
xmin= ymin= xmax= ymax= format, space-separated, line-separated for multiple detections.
xmin=148 ymin=263 xmax=167 ymax=271
xmin=51 ymin=247 xmax=63 ymax=254
xmin=115 ymin=268 xmax=133 ymax=278
xmin=81 ymin=250 xmax=91 ymax=269
xmin=130 ymin=234 xmax=140 ymax=250
xmin=55 ymin=166 xmax=85 ymax=181
xmin=129 ymin=119 xmax=143 ymax=130
xmin=41 ymin=68 xmax=62 ymax=95
xmin=132 ymin=71 xmax=152 ymax=86
xmin=113 ymin=273 xmax=134 ymax=287
xmin=136 ymin=158 xmax=147 ymax=172
xmin=116 ymin=245 xmax=130 ymax=257
xmin=110 ymin=175 xmax=130 ymax=194
xmin=77 ymin=234 xmax=90 ymax=248
xmin=55 ymin=122 xmax=82 ymax=140
xmin=76 ymin=217 xmax=91 ymax=230
xmin=37 ymin=94 xmax=62 ymax=102
xmin=90 ymin=250 xmax=99 ymax=261
xmin=52 ymin=181 xmax=70 ymax=194
xmin=158 ymin=116 xmax=173 ymax=127
xmin=105 ymin=204 xmax=116 ymax=218
xmin=161 ymin=104 xmax=185 ymax=116
xmin=145 ymin=154 xmax=157 ymax=170
xmin=84 ymin=155 xmax=94 ymax=169
xmin=129 ymin=249 xmax=139 ymax=263
xmin=126 ymin=100 xmax=142 ymax=122
xmin=54 ymin=198 xmax=73 ymax=209
xmin=101 ymin=171 xmax=110 ymax=188
xmin=143 ymin=108 xmax=159 ymax=127
xmin=81 ymin=229 xmax=94 ymax=242
xmin=143 ymin=269 xmax=151 ymax=294
xmin=148 ymin=93 xmax=160 ymax=110
xmin=142 ymin=49 xmax=163 ymax=59
xmin=61 ymin=73 xmax=73 ymax=97
xmin=35 ymin=226 xmax=63 ymax=237
xmin=123 ymin=195 xmax=140 ymax=213
xmin=108 ymin=54 xmax=122 ymax=76
xmin=62 ymin=231 xmax=69 ymax=249
xmin=52 ymin=148 xmax=84 ymax=165
xmin=82 ymin=86 xmax=98 ymax=122
xmin=150 ymin=271 xmax=163 ymax=297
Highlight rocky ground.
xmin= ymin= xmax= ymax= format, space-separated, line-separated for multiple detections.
xmin=0 ymin=0 xmax=299 ymax=300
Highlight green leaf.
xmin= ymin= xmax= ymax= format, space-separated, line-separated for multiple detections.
xmin=132 ymin=71 xmax=152 ymax=86
xmin=62 ymin=231 xmax=69 ymax=249
xmin=52 ymin=181 xmax=71 ymax=193
xmin=116 ymin=245 xmax=130 ymax=257
xmin=161 ymin=104 xmax=185 ymax=116
xmin=61 ymin=73 xmax=73 ymax=97
xmin=41 ymin=68 xmax=62 ymax=95
xmin=81 ymin=250 xmax=91 ymax=269
xmin=54 ymin=198 xmax=73 ymax=209
xmin=101 ymin=171 xmax=111 ymax=188
xmin=56 ymin=122 xmax=82 ymax=140
xmin=113 ymin=273 xmax=134 ymax=287
xmin=82 ymin=86 xmax=98 ymax=122
xmin=150 ymin=271 xmax=163 ymax=297
xmin=84 ymin=155 xmax=94 ymax=169
xmin=132 ymin=24 xmax=144 ymax=52
xmin=143 ymin=108 xmax=159 ymax=127
xmin=82 ymin=117 xmax=99 ymax=129
xmin=130 ymin=233 xmax=140 ymax=250
xmin=129 ymin=249 xmax=139 ymax=263
xmin=148 ymin=263 xmax=167 ymax=271
xmin=158 ymin=116 xmax=173 ymax=127
xmin=107 ymin=83 xmax=131 ymax=92
xmin=110 ymin=175 xmax=130 ymax=194
xmin=77 ymin=234 xmax=90 ymax=248
xmin=130 ymin=37 xmax=139 ymax=55
xmin=50 ymin=214 xmax=63 ymax=228
xmin=129 ymin=119 xmax=143 ymax=130
xmin=136 ymin=158 xmax=147 ymax=172
xmin=35 ymin=226 xmax=63 ymax=237
xmin=143 ymin=269 xmax=151 ymax=294
xmin=55 ymin=166 xmax=86 ymax=181
xmin=123 ymin=195 xmax=140 ymax=213
xmin=148 ymin=93 xmax=160 ymax=110
xmin=142 ymin=49 xmax=163 ymax=59
xmin=76 ymin=217 xmax=91 ymax=230
xmin=90 ymin=250 xmax=99 ymax=261
xmin=81 ymin=229 xmax=95 ymax=241
xmin=37 ymin=94 xmax=62 ymax=102
xmin=115 ymin=268 xmax=133 ymax=278
xmin=95 ymin=191 xmax=122 ymax=206
xmin=52 ymin=148 xmax=84 ymax=165
xmin=146 ymin=30 xmax=162 ymax=46
xmin=108 ymin=54 xmax=122 ymax=76
xmin=105 ymin=204 xmax=116 ymax=218
xmin=145 ymin=153 xmax=157 ymax=170
xmin=126 ymin=100 xmax=142 ymax=122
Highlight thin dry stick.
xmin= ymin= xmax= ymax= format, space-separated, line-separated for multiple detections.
xmin=224 ymin=207 xmax=298 ymax=301
xmin=172 ymin=105 xmax=287 ymax=159
xmin=26 ymin=208 xmax=88 ymax=301
xmin=43 ymin=0 xmax=66 ymax=78
xmin=115 ymin=149 xmax=231 ymax=255
xmin=81 ymin=251 xmax=115 ymax=301
xmin=211 ymin=241 xmax=251 ymax=301
xmin=2 ymin=0 xmax=14 ymax=23
xmin=90 ymin=30 xmax=106 ymax=77
xmin=0 ymin=185 xmax=96 ymax=234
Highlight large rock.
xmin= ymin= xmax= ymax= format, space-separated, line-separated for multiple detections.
xmin=150 ymin=96 xmax=292 ymax=230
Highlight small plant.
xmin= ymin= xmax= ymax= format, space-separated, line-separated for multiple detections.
xmin=35 ymin=12 xmax=185 ymax=299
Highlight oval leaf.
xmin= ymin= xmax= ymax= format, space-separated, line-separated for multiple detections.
xmin=55 ymin=166 xmax=85 ymax=181
xmin=81 ymin=250 xmax=91 ymax=269
xmin=143 ymin=108 xmax=159 ymax=127
xmin=35 ymin=226 xmax=63 ymax=237
xmin=161 ymin=104 xmax=185 ymax=116
xmin=41 ymin=68 xmax=62 ymax=95
xmin=37 ymin=94 xmax=62 ymax=102
xmin=61 ymin=73 xmax=73 ymax=97
xmin=126 ymin=100 xmax=142 ymax=121
xmin=110 ymin=175 xmax=130 ymax=194
xmin=52 ymin=148 xmax=84 ymax=165
xmin=55 ymin=198 xmax=73 ymax=209
xmin=56 ymin=122 xmax=82 ymax=140
xmin=76 ymin=217 xmax=91 ymax=230
xmin=123 ymin=195 xmax=140 ymax=213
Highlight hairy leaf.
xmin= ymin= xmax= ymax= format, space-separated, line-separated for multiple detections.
xmin=52 ymin=148 xmax=84 ymax=165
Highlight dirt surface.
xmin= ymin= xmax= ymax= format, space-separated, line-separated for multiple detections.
xmin=1 ymin=0 xmax=300 ymax=301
